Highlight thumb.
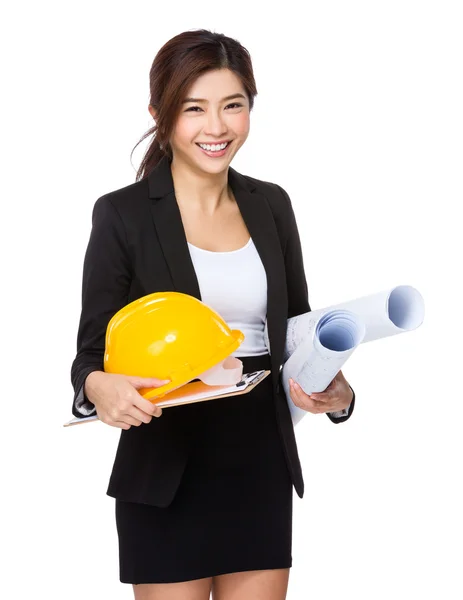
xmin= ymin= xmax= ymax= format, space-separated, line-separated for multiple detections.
xmin=127 ymin=376 xmax=171 ymax=389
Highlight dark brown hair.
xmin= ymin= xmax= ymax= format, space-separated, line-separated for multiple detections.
xmin=130 ymin=29 xmax=258 ymax=181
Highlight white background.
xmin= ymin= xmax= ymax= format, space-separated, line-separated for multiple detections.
xmin=1 ymin=1 xmax=462 ymax=598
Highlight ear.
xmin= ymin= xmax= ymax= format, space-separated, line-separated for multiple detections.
xmin=148 ymin=104 xmax=157 ymax=120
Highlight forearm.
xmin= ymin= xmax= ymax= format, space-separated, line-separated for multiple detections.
xmin=71 ymin=361 xmax=104 ymax=418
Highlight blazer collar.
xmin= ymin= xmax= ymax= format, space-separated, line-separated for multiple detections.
xmin=148 ymin=155 xmax=288 ymax=382
xmin=148 ymin=153 xmax=257 ymax=199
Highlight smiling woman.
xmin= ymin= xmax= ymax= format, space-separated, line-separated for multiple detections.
xmin=71 ymin=27 xmax=350 ymax=600
xmin=147 ymin=68 xmax=252 ymax=186
xmin=130 ymin=31 xmax=258 ymax=183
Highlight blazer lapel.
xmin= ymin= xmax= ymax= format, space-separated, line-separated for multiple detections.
xmin=148 ymin=155 xmax=288 ymax=388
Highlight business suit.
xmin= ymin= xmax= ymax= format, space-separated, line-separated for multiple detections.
xmin=70 ymin=154 xmax=355 ymax=510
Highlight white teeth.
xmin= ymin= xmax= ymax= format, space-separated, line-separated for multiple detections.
xmin=198 ymin=142 xmax=229 ymax=152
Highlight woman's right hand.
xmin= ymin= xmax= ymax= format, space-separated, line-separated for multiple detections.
xmin=84 ymin=371 xmax=170 ymax=429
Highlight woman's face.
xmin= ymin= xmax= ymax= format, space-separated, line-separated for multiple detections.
xmin=163 ymin=68 xmax=250 ymax=175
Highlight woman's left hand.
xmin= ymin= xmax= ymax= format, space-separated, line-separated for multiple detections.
xmin=288 ymin=370 xmax=353 ymax=414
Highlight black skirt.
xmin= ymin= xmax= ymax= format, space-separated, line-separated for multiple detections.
xmin=115 ymin=354 xmax=293 ymax=584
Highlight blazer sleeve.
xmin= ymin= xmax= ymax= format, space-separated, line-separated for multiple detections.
xmin=70 ymin=195 xmax=132 ymax=418
xmin=276 ymin=184 xmax=355 ymax=424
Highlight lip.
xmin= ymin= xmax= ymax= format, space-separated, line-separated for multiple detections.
xmin=196 ymin=140 xmax=232 ymax=146
xmin=196 ymin=140 xmax=232 ymax=158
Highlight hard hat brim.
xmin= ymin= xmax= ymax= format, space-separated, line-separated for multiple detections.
xmin=138 ymin=329 xmax=245 ymax=401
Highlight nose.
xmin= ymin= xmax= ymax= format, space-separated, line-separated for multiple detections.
xmin=204 ymin=109 xmax=228 ymax=137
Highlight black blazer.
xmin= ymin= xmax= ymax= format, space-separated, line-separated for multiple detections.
xmin=70 ymin=155 xmax=355 ymax=508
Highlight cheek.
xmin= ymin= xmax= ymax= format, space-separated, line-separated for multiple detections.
xmin=233 ymin=113 xmax=250 ymax=137
xmin=171 ymin=118 xmax=198 ymax=144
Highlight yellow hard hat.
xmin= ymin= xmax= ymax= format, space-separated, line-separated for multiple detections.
xmin=104 ymin=292 xmax=245 ymax=401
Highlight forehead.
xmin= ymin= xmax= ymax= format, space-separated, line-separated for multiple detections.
xmin=185 ymin=69 xmax=246 ymax=100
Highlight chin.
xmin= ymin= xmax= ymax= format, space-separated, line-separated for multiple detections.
xmin=192 ymin=154 xmax=233 ymax=173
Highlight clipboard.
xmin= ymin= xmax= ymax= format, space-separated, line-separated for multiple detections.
xmin=63 ymin=369 xmax=271 ymax=427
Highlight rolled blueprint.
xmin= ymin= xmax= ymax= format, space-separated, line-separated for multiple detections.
xmin=282 ymin=310 xmax=366 ymax=425
xmin=282 ymin=285 xmax=425 ymax=361
xmin=264 ymin=285 xmax=425 ymax=425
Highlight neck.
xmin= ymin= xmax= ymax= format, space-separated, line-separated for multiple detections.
xmin=170 ymin=155 xmax=232 ymax=215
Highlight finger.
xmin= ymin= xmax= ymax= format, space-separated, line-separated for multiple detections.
xmin=336 ymin=370 xmax=347 ymax=384
xmin=290 ymin=380 xmax=319 ymax=413
xmin=289 ymin=378 xmax=329 ymax=403
xmin=293 ymin=382 xmax=333 ymax=414
xmin=317 ymin=377 xmax=338 ymax=394
xmin=310 ymin=392 xmax=331 ymax=403
xmin=105 ymin=408 xmax=143 ymax=427
xmin=311 ymin=397 xmax=340 ymax=413
xmin=288 ymin=380 xmax=301 ymax=407
xmin=112 ymin=420 xmax=132 ymax=430
xmin=118 ymin=414 xmax=143 ymax=427
xmin=124 ymin=405 xmax=154 ymax=424
xmin=133 ymin=394 xmax=164 ymax=417
xmin=99 ymin=415 xmax=132 ymax=430
xmin=128 ymin=376 xmax=171 ymax=389
xmin=293 ymin=382 xmax=330 ymax=406
xmin=310 ymin=397 xmax=338 ymax=413
xmin=311 ymin=382 xmax=338 ymax=400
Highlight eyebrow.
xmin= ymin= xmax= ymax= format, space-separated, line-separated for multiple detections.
xmin=181 ymin=93 xmax=246 ymax=104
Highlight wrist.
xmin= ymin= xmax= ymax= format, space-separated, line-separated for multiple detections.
xmin=84 ymin=370 xmax=106 ymax=398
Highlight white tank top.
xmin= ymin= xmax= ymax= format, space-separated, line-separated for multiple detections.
xmin=187 ymin=237 xmax=268 ymax=357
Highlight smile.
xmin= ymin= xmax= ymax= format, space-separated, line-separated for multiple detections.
xmin=195 ymin=141 xmax=231 ymax=158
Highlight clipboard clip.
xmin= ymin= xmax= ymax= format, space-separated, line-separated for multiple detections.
xmin=236 ymin=369 xmax=266 ymax=388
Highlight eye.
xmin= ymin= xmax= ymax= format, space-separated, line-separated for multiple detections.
xmin=184 ymin=103 xmax=243 ymax=112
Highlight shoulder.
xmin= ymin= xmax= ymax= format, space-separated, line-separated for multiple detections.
xmin=236 ymin=171 xmax=294 ymax=243
xmin=238 ymin=171 xmax=292 ymax=216
xmin=91 ymin=178 xmax=150 ymax=220
xmin=240 ymin=171 xmax=288 ymax=197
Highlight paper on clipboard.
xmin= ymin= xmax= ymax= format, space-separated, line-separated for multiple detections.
xmin=63 ymin=369 xmax=271 ymax=427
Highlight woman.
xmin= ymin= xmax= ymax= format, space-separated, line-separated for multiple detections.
xmin=70 ymin=29 xmax=355 ymax=600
